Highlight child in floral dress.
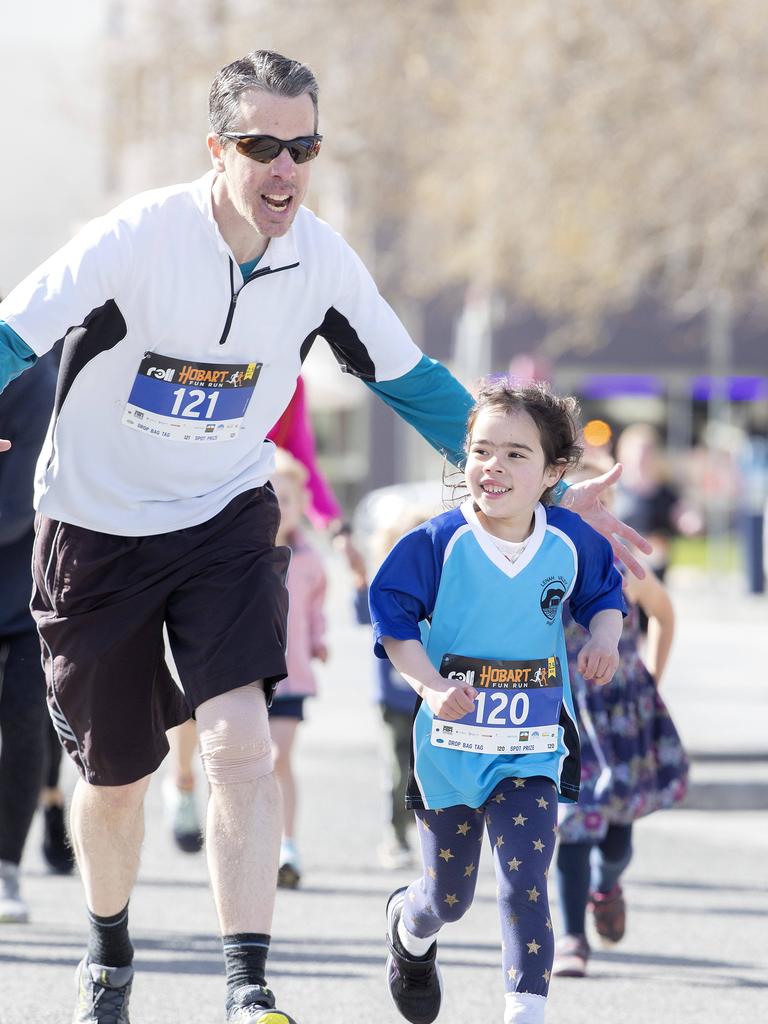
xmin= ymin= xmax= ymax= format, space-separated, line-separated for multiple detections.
xmin=553 ymin=463 xmax=689 ymax=977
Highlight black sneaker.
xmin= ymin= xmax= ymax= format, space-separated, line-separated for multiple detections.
xmin=73 ymin=957 xmax=133 ymax=1023
xmin=277 ymin=863 xmax=301 ymax=889
xmin=385 ymin=887 xmax=442 ymax=1024
xmin=42 ymin=804 xmax=76 ymax=875
xmin=225 ymin=983 xmax=298 ymax=1023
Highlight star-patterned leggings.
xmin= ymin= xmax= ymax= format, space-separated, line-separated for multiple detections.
xmin=402 ymin=776 xmax=557 ymax=1000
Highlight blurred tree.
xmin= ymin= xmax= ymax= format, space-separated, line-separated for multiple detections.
xmin=105 ymin=0 xmax=768 ymax=329
xmin=409 ymin=1 xmax=768 ymax=331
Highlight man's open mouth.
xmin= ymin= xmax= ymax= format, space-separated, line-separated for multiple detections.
xmin=262 ymin=193 xmax=292 ymax=212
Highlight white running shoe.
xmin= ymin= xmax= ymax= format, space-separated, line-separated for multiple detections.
xmin=377 ymin=830 xmax=413 ymax=870
xmin=0 ymin=860 xmax=28 ymax=924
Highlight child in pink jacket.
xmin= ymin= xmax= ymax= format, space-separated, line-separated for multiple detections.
xmin=269 ymin=448 xmax=328 ymax=888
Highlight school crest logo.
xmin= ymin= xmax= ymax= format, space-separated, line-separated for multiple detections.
xmin=539 ymin=576 xmax=567 ymax=622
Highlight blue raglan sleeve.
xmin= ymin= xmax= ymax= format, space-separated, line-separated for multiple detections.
xmin=563 ymin=514 xmax=627 ymax=629
xmin=369 ymin=524 xmax=442 ymax=659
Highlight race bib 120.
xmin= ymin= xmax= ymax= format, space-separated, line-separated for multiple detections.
xmin=430 ymin=652 xmax=563 ymax=756
xmin=122 ymin=352 xmax=262 ymax=442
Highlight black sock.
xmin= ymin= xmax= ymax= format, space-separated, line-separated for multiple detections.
xmin=87 ymin=903 xmax=134 ymax=968
xmin=222 ymin=933 xmax=270 ymax=998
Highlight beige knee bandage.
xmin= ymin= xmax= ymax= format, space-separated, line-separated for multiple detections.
xmin=196 ymin=682 xmax=273 ymax=784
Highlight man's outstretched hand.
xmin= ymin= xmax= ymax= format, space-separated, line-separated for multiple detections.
xmin=0 ymin=439 xmax=10 ymax=453
xmin=562 ymin=463 xmax=653 ymax=579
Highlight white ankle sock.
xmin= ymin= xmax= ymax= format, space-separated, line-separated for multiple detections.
xmin=504 ymin=992 xmax=546 ymax=1024
xmin=397 ymin=917 xmax=434 ymax=958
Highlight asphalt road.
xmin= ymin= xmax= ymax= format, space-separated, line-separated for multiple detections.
xmin=1 ymin=565 xmax=766 ymax=1023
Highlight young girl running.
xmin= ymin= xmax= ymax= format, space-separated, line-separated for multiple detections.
xmin=369 ymin=379 xmax=626 ymax=1024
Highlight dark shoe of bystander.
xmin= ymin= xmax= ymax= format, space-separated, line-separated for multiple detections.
xmin=589 ymin=884 xmax=626 ymax=944
xmin=42 ymin=804 xmax=76 ymax=875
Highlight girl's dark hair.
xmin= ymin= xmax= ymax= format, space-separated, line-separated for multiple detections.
xmin=466 ymin=377 xmax=583 ymax=504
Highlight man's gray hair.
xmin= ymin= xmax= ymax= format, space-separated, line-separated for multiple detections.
xmin=209 ymin=50 xmax=319 ymax=135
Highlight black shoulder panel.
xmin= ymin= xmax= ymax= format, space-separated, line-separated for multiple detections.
xmin=299 ymin=329 xmax=319 ymax=365
xmin=316 ymin=306 xmax=376 ymax=382
xmin=51 ymin=300 xmax=127 ymax=420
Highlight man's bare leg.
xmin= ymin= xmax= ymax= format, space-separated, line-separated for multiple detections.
xmin=69 ymin=775 xmax=150 ymax=1021
xmin=195 ymin=682 xmax=288 ymax=1020
xmin=70 ymin=774 xmax=151 ymax=917
xmin=196 ymin=681 xmax=281 ymax=932
xmin=206 ymin=773 xmax=282 ymax=933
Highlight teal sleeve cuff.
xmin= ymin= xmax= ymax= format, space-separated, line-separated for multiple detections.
xmin=551 ymin=479 xmax=570 ymax=504
xmin=365 ymin=355 xmax=473 ymax=468
xmin=0 ymin=322 xmax=38 ymax=393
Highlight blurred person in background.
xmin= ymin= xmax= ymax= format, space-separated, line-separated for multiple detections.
xmin=267 ymin=376 xmax=342 ymax=531
xmin=268 ymin=448 xmax=328 ymax=889
xmin=613 ymin=423 xmax=685 ymax=585
xmin=352 ymin=502 xmax=436 ymax=870
xmin=39 ymin=719 xmax=77 ymax=875
xmin=553 ymin=458 xmax=688 ymax=979
xmin=0 ymin=354 xmax=60 ymax=922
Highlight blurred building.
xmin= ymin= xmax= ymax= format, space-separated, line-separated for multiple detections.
xmin=0 ymin=4 xmax=107 ymax=290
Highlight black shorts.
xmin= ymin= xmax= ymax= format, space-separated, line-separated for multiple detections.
xmin=268 ymin=696 xmax=306 ymax=721
xmin=31 ymin=487 xmax=289 ymax=787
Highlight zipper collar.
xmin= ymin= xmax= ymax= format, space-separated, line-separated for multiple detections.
xmin=217 ymin=254 xmax=300 ymax=346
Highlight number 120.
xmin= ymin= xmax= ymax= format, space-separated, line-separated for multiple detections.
xmin=474 ymin=690 xmax=530 ymax=726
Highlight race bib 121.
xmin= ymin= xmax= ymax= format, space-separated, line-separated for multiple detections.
xmin=122 ymin=352 xmax=262 ymax=442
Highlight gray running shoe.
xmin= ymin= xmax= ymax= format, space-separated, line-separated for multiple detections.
xmin=225 ymin=983 xmax=298 ymax=1022
xmin=73 ymin=957 xmax=133 ymax=1023
xmin=0 ymin=860 xmax=28 ymax=924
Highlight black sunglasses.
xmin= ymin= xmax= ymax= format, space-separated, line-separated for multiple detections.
xmin=219 ymin=133 xmax=323 ymax=165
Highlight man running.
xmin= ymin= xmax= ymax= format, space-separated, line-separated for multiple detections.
xmin=0 ymin=49 xmax=650 ymax=1024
